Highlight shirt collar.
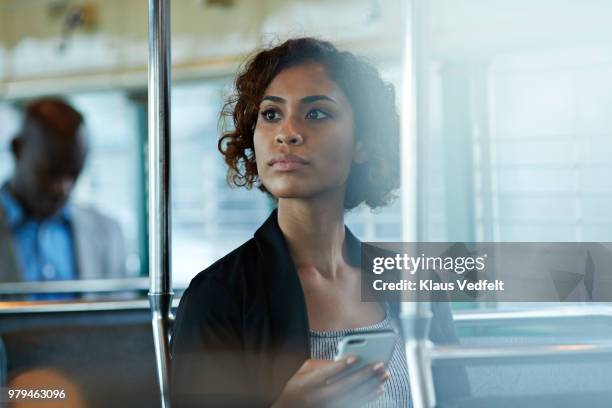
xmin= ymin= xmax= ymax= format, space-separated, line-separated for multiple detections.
xmin=0 ymin=182 xmax=72 ymax=229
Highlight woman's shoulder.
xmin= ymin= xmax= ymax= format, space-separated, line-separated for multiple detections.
xmin=173 ymin=238 xmax=261 ymax=336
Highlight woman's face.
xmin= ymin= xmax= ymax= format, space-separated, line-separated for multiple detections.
xmin=253 ymin=62 xmax=364 ymax=202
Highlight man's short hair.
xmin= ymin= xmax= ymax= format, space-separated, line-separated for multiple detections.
xmin=21 ymin=98 xmax=84 ymax=140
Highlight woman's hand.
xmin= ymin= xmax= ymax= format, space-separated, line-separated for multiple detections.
xmin=272 ymin=357 xmax=389 ymax=408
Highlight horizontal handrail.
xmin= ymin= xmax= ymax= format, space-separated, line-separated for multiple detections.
xmin=0 ymin=298 xmax=181 ymax=314
xmin=431 ymin=341 xmax=612 ymax=365
xmin=0 ymin=278 xmax=189 ymax=295
xmin=453 ymin=305 xmax=612 ymax=327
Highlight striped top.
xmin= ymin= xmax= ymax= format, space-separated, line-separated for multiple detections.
xmin=309 ymin=304 xmax=412 ymax=407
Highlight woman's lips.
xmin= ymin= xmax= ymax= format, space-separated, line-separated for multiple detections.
xmin=271 ymin=161 xmax=308 ymax=171
xmin=269 ymin=154 xmax=309 ymax=171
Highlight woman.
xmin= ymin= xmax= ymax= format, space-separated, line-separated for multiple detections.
xmin=170 ymin=38 xmax=468 ymax=407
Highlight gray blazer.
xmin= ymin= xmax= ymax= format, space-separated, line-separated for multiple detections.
xmin=0 ymin=204 xmax=127 ymax=283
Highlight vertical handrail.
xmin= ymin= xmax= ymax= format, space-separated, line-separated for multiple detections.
xmin=401 ymin=0 xmax=436 ymax=406
xmin=147 ymin=0 xmax=173 ymax=407
xmin=401 ymin=302 xmax=436 ymax=408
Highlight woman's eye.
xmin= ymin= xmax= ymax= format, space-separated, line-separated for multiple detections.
xmin=305 ymin=109 xmax=330 ymax=120
xmin=261 ymin=109 xmax=280 ymax=121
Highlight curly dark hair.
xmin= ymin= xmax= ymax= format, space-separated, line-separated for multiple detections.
xmin=218 ymin=37 xmax=400 ymax=210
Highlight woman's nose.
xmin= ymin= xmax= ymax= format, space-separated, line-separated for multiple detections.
xmin=275 ymin=118 xmax=303 ymax=146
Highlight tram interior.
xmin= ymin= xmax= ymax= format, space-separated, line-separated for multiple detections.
xmin=1 ymin=0 xmax=612 ymax=407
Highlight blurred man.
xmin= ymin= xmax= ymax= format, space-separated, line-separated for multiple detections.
xmin=0 ymin=98 xmax=127 ymax=296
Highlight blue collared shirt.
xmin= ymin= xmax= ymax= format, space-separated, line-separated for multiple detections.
xmin=0 ymin=185 xmax=77 ymax=299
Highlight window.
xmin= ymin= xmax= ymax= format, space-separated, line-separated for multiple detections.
xmin=170 ymin=81 xmax=272 ymax=285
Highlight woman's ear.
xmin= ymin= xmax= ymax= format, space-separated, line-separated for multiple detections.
xmin=353 ymin=141 xmax=367 ymax=164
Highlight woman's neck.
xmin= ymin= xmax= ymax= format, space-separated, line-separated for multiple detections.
xmin=277 ymin=195 xmax=348 ymax=280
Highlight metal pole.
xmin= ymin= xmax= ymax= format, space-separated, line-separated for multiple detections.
xmin=147 ymin=0 xmax=173 ymax=407
xmin=401 ymin=0 xmax=436 ymax=407
xmin=401 ymin=301 xmax=436 ymax=408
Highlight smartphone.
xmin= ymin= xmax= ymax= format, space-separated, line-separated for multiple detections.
xmin=333 ymin=329 xmax=397 ymax=379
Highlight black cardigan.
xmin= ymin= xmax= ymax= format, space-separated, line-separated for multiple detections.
xmin=170 ymin=210 xmax=469 ymax=407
